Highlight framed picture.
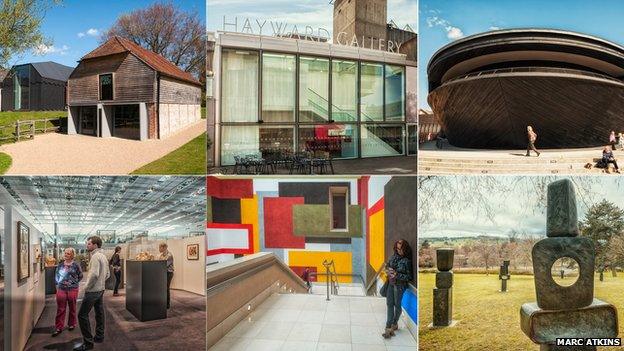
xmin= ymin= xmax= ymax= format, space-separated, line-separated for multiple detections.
xmin=187 ymin=244 xmax=199 ymax=260
xmin=17 ymin=221 xmax=30 ymax=281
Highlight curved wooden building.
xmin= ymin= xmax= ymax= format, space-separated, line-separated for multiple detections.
xmin=427 ymin=29 xmax=624 ymax=149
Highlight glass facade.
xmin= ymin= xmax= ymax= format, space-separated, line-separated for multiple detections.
xmin=222 ymin=50 xmax=259 ymax=122
xmin=262 ymin=53 xmax=295 ymax=122
xmin=299 ymin=124 xmax=358 ymax=159
xmin=219 ymin=49 xmax=409 ymax=165
xmin=300 ymin=57 xmax=329 ymax=122
xmin=221 ymin=125 xmax=294 ymax=166
xmin=13 ymin=66 xmax=30 ymax=110
xmin=331 ymin=60 xmax=358 ymax=122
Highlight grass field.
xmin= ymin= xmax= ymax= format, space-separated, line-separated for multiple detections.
xmin=0 ymin=152 xmax=12 ymax=174
xmin=131 ymin=133 xmax=206 ymax=175
xmin=0 ymin=110 xmax=67 ymax=142
xmin=419 ymin=272 xmax=624 ymax=351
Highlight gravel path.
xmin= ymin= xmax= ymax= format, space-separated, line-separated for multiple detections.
xmin=1 ymin=120 xmax=206 ymax=175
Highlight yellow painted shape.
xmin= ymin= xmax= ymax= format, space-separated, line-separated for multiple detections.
xmin=369 ymin=209 xmax=385 ymax=272
xmin=240 ymin=194 xmax=259 ymax=254
xmin=289 ymin=251 xmax=352 ymax=283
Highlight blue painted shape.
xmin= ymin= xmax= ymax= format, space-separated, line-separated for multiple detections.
xmin=401 ymin=288 xmax=418 ymax=325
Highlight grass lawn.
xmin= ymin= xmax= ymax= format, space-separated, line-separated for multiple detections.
xmin=0 ymin=110 xmax=67 ymax=142
xmin=131 ymin=133 xmax=206 ymax=175
xmin=0 ymin=152 xmax=12 ymax=174
xmin=419 ymin=272 xmax=624 ymax=351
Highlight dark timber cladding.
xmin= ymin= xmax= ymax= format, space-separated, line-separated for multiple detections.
xmin=1 ymin=62 xmax=73 ymax=111
xmin=427 ymin=29 xmax=624 ymax=149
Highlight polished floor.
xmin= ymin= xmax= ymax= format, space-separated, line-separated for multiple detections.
xmin=25 ymin=285 xmax=205 ymax=350
xmin=210 ymin=293 xmax=417 ymax=351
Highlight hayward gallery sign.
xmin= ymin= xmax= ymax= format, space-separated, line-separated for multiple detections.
xmin=222 ymin=16 xmax=404 ymax=53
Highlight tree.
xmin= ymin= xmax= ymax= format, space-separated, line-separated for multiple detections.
xmin=102 ymin=2 xmax=205 ymax=83
xmin=0 ymin=0 xmax=61 ymax=67
xmin=579 ymin=199 xmax=624 ymax=269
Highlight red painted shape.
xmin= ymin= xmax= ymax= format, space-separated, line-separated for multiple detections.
xmin=263 ymin=197 xmax=305 ymax=249
xmin=289 ymin=266 xmax=318 ymax=282
xmin=368 ymin=198 xmax=385 ymax=216
xmin=206 ymin=223 xmax=253 ymax=255
xmin=206 ymin=176 xmax=253 ymax=199
xmin=358 ymin=176 xmax=370 ymax=265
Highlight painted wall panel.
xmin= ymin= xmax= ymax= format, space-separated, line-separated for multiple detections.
xmin=292 ymin=204 xmax=362 ymax=238
xmin=240 ymin=194 xmax=259 ymax=254
xmin=279 ymin=182 xmax=352 ymax=204
xmin=206 ymin=223 xmax=253 ymax=255
xmin=288 ymin=251 xmax=352 ymax=283
xmin=211 ymin=198 xmax=241 ymax=223
xmin=206 ymin=177 xmax=253 ymax=199
xmin=263 ymin=197 xmax=305 ymax=249
xmin=369 ymin=207 xmax=385 ymax=273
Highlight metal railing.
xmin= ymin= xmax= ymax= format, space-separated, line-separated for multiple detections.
xmin=322 ymin=259 xmax=340 ymax=300
xmin=365 ymin=262 xmax=387 ymax=296
xmin=444 ymin=66 xmax=624 ymax=86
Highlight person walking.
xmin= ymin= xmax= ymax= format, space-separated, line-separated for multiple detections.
xmin=52 ymin=247 xmax=83 ymax=337
xmin=525 ymin=126 xmax=540 ymax=157
xmin=618 ymin=132 xmax=624 ymax=150
xmin=382 ymin=239 xmax=413 ymax=339
xmin=109 ymin=246 xmax=122 ymax=296
xmin=610 ymin=131 xmax=617 ymax=150
xmin=302 ymin=267 xmax=312 ymax=293
xmin=74 ymin=236 xmax=110 ymax=351
xmin=602 ymin=146 xmax=620 ymax=174
xmin=158 ymin=243 xmax=174 ymax=309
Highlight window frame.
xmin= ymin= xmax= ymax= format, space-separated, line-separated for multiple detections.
xmin=329 ymin=186 xmax=349 ymax=232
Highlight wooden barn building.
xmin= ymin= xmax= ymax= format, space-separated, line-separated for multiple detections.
xmin=67 ymin=36 xmax=202 ymax=140
xmin=0 ymin=61 xmax=73 ymax=111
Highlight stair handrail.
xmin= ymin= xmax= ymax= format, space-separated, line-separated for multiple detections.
xmin=366 ymin=261 xmax=387 ymax=296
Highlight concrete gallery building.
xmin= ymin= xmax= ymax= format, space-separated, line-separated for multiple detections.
xmin=428 ymin=28 xmax=624 ymax=149
xmin=0 ymin=61 xmax=74 ymax=111
xmin=67 ymin=36 xmax=202 ymax=141
xmin=207 ymin=0 xmax=417 ymax=166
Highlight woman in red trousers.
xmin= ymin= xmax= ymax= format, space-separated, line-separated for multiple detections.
xmin=52 ymin=247 xmax=83 ymax=337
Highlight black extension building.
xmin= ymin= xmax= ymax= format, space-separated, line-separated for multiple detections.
xmin=428 ymin=29 xmax=624 ymax=149
xmin=0 ymin=61 xmax=74 ymax=112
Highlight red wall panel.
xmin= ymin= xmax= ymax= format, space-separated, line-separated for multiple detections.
xmin=263 ymin=197 xmax=305 ymax=249
xmin=207 ymin=176 xmax=253 ymax=199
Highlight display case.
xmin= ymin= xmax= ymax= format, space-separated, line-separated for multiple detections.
xmin=45 ymin=266 xmax=56 ymax=295
xmin=125 ymin=260 xmax=167 ymax=321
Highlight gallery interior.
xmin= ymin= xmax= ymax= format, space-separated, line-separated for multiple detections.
xmin=0 ymin=176 xmax=206 ymax=351
xmin=206 ymin=176 xmax=417 ymax=350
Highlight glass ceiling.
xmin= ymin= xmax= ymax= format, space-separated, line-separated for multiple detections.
xmin=0 ymin=176 xmax=206 ymax=242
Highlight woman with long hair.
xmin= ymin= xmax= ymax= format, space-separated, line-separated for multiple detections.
xmin=382 ymin=239 xmax=413 ymax=338
xmin=53 ymin=247 xmax=83 ymax=337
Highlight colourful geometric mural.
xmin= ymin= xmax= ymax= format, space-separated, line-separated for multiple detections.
xmin=264 ymin=197 xmax=305 ymax=249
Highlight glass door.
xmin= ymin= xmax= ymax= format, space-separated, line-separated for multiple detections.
xmin=80 ymin=106 xmax=97 ymax=136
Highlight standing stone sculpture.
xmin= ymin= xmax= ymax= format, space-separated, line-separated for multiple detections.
xmin=499 ymin=260 xmax=511 ymax=292
xmin=433 ymin=248 xmax=454 ymax=327
xmin=520 ymin=179 xmax=619 ymax=350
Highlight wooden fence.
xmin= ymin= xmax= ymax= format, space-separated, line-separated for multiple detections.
xmin=0 ymin=118 xmax=63 ymax=143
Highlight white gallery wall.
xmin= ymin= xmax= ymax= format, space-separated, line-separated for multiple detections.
xmin=166 ymin=235 xmax=206 ymax=296
xmin=3 ymin=204 xmax=46 ymax=351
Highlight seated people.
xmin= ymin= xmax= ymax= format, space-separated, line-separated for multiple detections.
xmin=602 ymin=146 xmax=620 ymax=173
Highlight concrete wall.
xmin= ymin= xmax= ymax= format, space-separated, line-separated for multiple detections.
xmin=384 ymin=176 xmax=417 ymax=286
xmin=166 ymin=236 xmax=205 ymax=296
xmin=3 ymin=205 xmax=46 ymax=351
xmin=158 ymin=103 xmax=201 ymax=138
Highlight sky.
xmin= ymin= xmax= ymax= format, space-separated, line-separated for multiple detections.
xmin=12 ymin=0 xmax=206 ymax=68
xmin=419 ymin=0 xmax=624 ymax=109
xmin=419 ymin=176 xmax=624 ymax=239
xmin=207 ymin=0 xmax=418 ymax=38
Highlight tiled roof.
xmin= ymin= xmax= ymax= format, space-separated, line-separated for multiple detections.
xmin=81 ymin=36 xmax=201 ymax=86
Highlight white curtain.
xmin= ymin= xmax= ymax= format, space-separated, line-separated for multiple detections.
xmin=262 ymin=53 xmax=295 ymax=122
xmin=221 ymin=126 xmax=260 ymax=165
xmin=222 ymin=50 xmax=259 ymax=122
